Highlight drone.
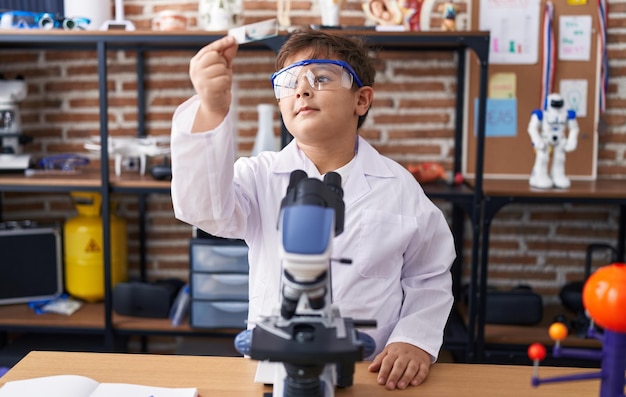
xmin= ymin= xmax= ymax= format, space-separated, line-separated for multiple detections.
xmin=84 ymin=136 xmax=170 ymax=176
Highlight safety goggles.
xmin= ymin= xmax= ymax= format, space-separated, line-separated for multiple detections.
xmin=271 ymin=59 xmax=364 ymax=100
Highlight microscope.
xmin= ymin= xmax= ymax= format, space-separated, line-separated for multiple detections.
xmin=0 ymin=76 xmax=31 ymax=171
xmin=235 ymin=170 xmax=375 ymax=397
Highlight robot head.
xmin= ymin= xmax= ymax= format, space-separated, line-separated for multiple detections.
xmin=546 ymin=93 xmax=564 ymax=110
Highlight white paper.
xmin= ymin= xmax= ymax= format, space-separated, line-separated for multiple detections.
xmin=559 ymin=15 xmax=592 ymax=61
xmin=0 ymin=375 xmax=197 ymax=397
xmin=228 ymin=19 xmax=278 ymax=44
xmin=560 ymin=79 xmax=588 ymax=117
xmin=479 ymin=0 xmax=540 ymax=64
xmin=89 ymin=383 xmax=197 ymax=397
xmin=0 ymin=375 xmax=99 ymax=397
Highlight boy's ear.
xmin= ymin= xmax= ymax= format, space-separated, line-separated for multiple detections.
xmin=355 ymin=86 xmax=374 ymax=116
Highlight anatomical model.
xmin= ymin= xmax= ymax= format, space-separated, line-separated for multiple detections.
xmin=438 ymin=1 xmax=457 ymax=31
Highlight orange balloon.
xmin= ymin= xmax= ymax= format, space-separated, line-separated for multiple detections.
xmin=582 ymin=263 xmax=626 ymax=333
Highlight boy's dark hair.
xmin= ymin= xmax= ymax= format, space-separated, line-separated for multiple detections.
xmin=275 ymin=28 xmax=377 ymax=129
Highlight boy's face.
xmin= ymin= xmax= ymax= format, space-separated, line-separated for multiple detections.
xmin=276 ymin=51 xmax=373 ymax=148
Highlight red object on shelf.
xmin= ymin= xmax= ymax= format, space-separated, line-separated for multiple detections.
xmin=407 ymin=162 xmax=448 ymax=184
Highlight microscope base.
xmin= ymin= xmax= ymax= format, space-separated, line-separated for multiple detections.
xmin=259 ymin=361 xmax=335 ymax=397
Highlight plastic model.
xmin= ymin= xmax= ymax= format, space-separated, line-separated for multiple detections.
xmin=0 ymin=10 xmax=90 ymax=30
xmin=438 ymin=1 xmax=457 ymax=31
xmin=527 ymin=93 xmax=580 ymax=189
xmin=527 ymin=262 xmax=626 ymax=397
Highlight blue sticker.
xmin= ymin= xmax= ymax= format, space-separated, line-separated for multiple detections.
xmin=475 ymin=98 xmax=518 ymax=137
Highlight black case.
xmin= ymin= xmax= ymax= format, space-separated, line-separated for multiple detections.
xmin=0 ymin=225 xmax=63 ymax=305
xmin=113 ymin=279 xmax=184 ymax=318
xmin=485 ymin=288 xmax=543 ymax=326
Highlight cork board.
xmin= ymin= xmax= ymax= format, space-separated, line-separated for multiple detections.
xmin=464 ymin=0 xmax=600 ymax=180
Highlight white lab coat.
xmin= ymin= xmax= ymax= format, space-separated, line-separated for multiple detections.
xmin=171 ymin=96 xmax=455 ymax=361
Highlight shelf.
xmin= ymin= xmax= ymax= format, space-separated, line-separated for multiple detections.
xmin=0 ymin=29 xmax=489 ymax=54
xmin=0 ymin=169 xmax=170 ymax=193
xmin=483 ymin=304 xmax=600 ymax=349
xmin=477 ymin=179 xmax=626 ymax=201
xmin=0 ymin=170 xmax=101 ymax=192
xmin=0 ymin=302 xmax=241 ymax=337
xmin=0 ymin=302 xmax=104 ymax=332
xmin=0 ymin=167 xmax=470 ymax=197
xmin=422 ymin=181 xmax=475 ymax=202
xmin=453 ymin=303 xmax=601 ymax=357
xmin=467 ymin=178 xmax=626 ymax=361
xmin=112 ymin=313 xmax=241 ymax=336
xmin=110 ymin=173 xmax=171 ymax=193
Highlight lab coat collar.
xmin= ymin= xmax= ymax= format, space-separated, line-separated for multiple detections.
xmin=270 ymin=136 xmax=395 ymax=206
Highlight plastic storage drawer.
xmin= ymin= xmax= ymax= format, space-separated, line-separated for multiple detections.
xmin=191 ymin=301 xmax=248 ymax=329
xmin=190 ymin=240 xmax=249 ymax=273
xmin=191 ymin=273 xmax=248 ymax=300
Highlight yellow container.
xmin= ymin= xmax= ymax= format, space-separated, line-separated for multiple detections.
xmin=64 ymin=192 xmax=128 ymax=302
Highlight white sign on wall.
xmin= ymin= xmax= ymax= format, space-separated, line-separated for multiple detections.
xmin=479 ymin=0 xmax=541 ymax=64
xmin=559 ymin=15 xmax=592 ymax=61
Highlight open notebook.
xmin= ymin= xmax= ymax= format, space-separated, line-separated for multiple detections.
xmin=0 ymin=374 xmax=197 ymax=397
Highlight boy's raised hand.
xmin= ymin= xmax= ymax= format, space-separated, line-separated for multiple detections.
xmin=189 ymin=36 xmax=239 ymax=132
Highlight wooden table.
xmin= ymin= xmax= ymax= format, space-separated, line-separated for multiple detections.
xmin=0 ymin=351 xmax=601 ymax=396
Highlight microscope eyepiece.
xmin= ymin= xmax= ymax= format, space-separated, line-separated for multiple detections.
xmin=288 ymin=169 xmax=307 ymax=190
xmin=323 ymin=172 xmax=343 ymax=198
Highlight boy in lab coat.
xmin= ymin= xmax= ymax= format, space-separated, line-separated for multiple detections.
xmin=170 ymin=28 xmax=455 ymax=390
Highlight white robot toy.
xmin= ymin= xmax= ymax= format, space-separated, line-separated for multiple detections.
xmin=527 ymin=93 xmax=580 ymax=189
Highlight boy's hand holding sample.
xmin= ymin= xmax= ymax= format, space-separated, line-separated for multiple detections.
xmin=170 ymin=29 xmax=455 ymax=395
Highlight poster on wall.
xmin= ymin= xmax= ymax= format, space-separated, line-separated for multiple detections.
xmin=558 ymin=15 xmax=593 ymax=61
xmin=560 ymin=79 xmax=588 ymax=117
xmin=479 ymin=0 xmax=541 ymax=64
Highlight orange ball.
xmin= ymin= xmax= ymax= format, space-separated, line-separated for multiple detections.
xmin=527 ymin=343 xmax=546 ymax=361
xmin=549 ymin=322 xmax=569 ymax=341
xmin=582 ymin=263 xmax=626 ymax=332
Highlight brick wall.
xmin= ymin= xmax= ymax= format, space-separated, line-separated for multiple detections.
xmin=1 ymin=0 xmax=625 ymax=308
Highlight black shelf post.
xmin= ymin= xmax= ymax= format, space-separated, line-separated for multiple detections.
xmin=96 ymin=39 xmax=115 ymax=349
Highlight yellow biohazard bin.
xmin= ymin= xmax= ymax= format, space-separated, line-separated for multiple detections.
xmin=64 ymin=192 xmax=128 ymax=302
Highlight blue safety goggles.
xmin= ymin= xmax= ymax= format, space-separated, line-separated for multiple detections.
xmin=271 ymin=59 xmax=364 ymax=100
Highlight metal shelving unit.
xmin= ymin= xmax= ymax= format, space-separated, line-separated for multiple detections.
xmin=0 ymin=30 xmax=489 ymax=358
xmin=472 ymin=179 xmax=626 ymax=362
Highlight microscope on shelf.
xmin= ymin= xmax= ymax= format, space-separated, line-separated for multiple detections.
xmin=0 ymin=76 xmax=31 ymax=171
xmin=235 ymin=170 xmax=376 ymax=397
